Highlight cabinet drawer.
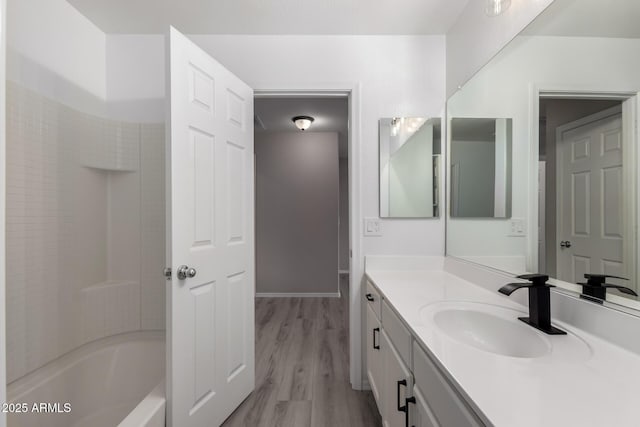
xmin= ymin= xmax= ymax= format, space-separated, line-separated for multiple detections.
xmin=413 ymin=344 xmax=483 ymax=427
xmin=381 ymin=300 xmax=412 ymax=368
xmin=365 ymin=280 xmax=382 ymax=320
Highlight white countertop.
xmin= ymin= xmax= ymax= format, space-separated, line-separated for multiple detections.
xmin=366 ymin=269 xmax=640 ymax=427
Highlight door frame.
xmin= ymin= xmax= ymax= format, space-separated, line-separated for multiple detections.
xmin=554 ymin=105 xmax=624 ymax=281
xmin=530 ymin=85 xmax=639 ymax=299
xmin=538 ymin=160 xmax=546 ymax=274
xmin=254 ymin=83 xmax=364 ymax=390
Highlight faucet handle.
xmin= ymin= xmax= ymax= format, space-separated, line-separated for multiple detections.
xmin=584 ymin=274 xmax=628 ymax=283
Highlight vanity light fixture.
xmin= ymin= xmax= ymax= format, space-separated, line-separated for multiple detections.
xmin=292 ymin=115 xmax=314 ymax=131
xmin=390 ymin=117 xmax=400 ymax=136
xmin=486 ymin=0 xmax=511 ymax=17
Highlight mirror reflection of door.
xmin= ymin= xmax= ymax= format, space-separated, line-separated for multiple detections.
xmin=539 ymin=99 xmax=636 ymax=297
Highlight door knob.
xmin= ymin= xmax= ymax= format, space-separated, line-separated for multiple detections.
xmin=177 ymin=265 xmax=197 ymax=280
xmin=560 ymin=241 xmax=572 ymax=249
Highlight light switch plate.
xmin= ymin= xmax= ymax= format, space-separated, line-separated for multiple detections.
xmin=508 ymin=218 xmax=526 ymax=237
xmin=364 ymin=218 xmax=383 ymax=236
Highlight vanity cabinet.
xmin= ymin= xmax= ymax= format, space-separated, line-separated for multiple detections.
xmin=365 ymin=280 xmax=485 ymax=427
xmin=409 ymin=388 xmax=439 ymax=427
xmin=412 ymin=343 xmax=482 ymax=427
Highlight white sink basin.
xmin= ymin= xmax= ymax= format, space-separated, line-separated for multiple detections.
xmin=421 ymin=302 xmax=551 ymax=358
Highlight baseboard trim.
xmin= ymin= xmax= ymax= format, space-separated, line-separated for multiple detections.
xmin=256 ymin=292 xmax=341 ymax=298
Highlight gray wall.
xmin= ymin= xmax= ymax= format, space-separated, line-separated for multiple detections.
xmin=450 ymin=139 xmax=496 ymax=217
xmin=256 ymin=131 xmax=339 ymax=294
xmin=339 ymin=158 xmax=349 ymax=271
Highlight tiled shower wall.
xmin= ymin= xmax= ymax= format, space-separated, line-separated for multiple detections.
xmin=5 ymin=82 xmax=165 ymax=383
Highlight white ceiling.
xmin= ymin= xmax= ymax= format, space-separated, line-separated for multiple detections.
xmin=66 ymin=0 xmax=469 ymax=34
xmin=254 ymin=97 xmax=349 ymax=157
xmin=523 ymin=0 xmax=640 ymax=38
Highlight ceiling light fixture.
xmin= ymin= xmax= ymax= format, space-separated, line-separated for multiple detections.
xmin=486 ymin=0 xmax=511 ymax=17
xmin=292 ymin=115 xmax=315 ymax=131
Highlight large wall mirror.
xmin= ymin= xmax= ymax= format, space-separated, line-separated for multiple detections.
xmin=446 ymin=0 xmax=640 ymax=311
xmin=379 ymin=117 xmax=441 ymax=218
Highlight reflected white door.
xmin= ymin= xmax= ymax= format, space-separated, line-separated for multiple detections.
xmin=166 ymin=27 xmax=255 ymax=427
xmin=557 ymin=106 xmax=623 ymax=283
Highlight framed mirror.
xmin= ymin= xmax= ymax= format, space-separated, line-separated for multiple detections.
xmin=445 ymin=0 xmax=640 ymax=311
xmin=450 ymin=118 xmax=512 ymax=218
xmin=379 ymin=117 xmax=441 ymax=218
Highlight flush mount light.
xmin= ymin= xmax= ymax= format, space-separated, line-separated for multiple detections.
xmin=292 ymin=115 xmax=315 ymax=131
xmin=486 ymin=0 xmax=511 ymax=16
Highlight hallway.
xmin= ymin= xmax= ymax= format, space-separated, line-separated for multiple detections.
xmin=222 ymin=278 xmax=381 ymax=426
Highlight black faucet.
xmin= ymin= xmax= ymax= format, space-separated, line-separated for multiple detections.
xmin=578 ymin=274 xmax=638 ymax=303
xmin=498 ymin=273 xmax=566 ymax=335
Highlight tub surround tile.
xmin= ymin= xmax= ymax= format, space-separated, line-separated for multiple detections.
xmin=6 ymin=82 xmax=166 ymax=383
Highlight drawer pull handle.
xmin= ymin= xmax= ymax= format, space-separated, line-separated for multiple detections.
xmin=373 ymin=327 xmax=380 ymax=350
xmin=366 ymin=293 xmax=375 ymax=302
xmin=397 ymin=379 xmax=408 ymax=413
xmin=405 ymin=396 xmax=416 ymax=427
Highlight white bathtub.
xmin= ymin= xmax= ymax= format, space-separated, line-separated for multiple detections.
xmin=7 ymin=331 xmax=165 ymax=427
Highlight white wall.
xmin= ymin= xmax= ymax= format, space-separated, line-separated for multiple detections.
xmin=106 ymin=35 xmax=165 ymax=122
xmin=6 ymin=0 xmax=106 ymax=114
xmin=446 ymin=35 xmax=640 ymax=273
xmin=106 ymin=34 xmax=447 ymax=257
xmin=446 ymin=0 xmax=553 ymax=97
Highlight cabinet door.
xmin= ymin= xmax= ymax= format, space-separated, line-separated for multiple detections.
xmin=410 ymin=387 xmax=439 ymax=427
xmin=381 ymin=330 xmax=412 ymax=427
xmin=412 ymin=344 xmax=482 ymax=427
xmin=366 ymin=305 xmax=384 ymax=413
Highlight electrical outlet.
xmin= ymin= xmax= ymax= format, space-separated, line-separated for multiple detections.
xmin=508 ymin=218 xmax=526 ymax=237
xmin=364 ymin=218 xmax=383 ymax=236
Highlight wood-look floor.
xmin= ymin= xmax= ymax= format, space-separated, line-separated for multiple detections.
xmin=222 ymin=278 xmax=382 ymax=427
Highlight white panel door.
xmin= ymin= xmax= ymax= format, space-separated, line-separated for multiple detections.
xmin=557 ymin=107 xmax=623 ymax=283
xmin=167 ymin=27 xmax=254 ymax=427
